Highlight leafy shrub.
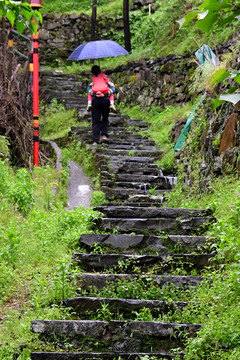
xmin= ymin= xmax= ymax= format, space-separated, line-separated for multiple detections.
xmin=0 ymin=159 xmax=10 ymax=194
xmin=9 ymin=168 xmax=35 ymax=215
xmin=0 ymin=263 xmax=14 ymax=303
xmin=0 ymin=136 xmax=10 ymax=159
xmin=91 ymin=190 xmax=107 ymax=207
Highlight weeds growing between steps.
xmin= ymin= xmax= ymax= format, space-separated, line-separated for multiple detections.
xmin=1 ymin=100 xmax=240 ymax=359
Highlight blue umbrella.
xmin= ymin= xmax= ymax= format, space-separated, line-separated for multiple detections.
xmin=68 ymin=40 xmax=128 ymax=60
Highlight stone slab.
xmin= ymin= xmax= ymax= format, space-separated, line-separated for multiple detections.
xmin=31 ymin=320 xmax=201 ymax=338
xmin=100 ymin=180 xmax=172 ymax=190
xmin=102 ymin=188 xmax=169 ymax=200
xmin=168 ymin=235 xmax=207 ymax=249
xmin=72 ymin=253 xmax=214 ymax=271
xmin=95 ymin=206 xmax=212 ymax=219
xmin=63 ymin=296 xmax=188 ymax=314
xmin=100 ymin=217 xmax=213 ymax=234
xmin=77 ymin=273 xmax=202 ymax=290
xmin=79 ymin=233 xmax=168 ymax=251
xmin=31 ymin=352 xmax=182 ymax=360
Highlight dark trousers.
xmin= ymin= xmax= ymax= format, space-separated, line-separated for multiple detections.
xmin=92 ymin=96 xmax=110 ymax=143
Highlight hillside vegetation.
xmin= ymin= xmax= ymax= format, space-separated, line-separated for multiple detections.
xmin=1 ymin=0 xmax=240 ymax=359
xmin=42 ymin=0 xmax=238 ymax=59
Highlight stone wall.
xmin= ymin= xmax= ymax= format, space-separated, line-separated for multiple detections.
xmin=106 ymin=42 xmax=231 ymax=110
xmin=107 ymin=53 xmax=195 ymax=109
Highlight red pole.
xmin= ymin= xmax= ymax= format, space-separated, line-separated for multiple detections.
xmin=30 ymin=0 xmax=42 ymax=166
xmin=33 ymin=29 xmax=39 ymax=166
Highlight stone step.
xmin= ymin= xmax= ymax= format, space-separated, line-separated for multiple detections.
xmin=73 ymin=253 xmax=214 ymax=272
xmin=72 ymin=132 xmax=152 ymax=142
xmin=102 ymin=144 xmax=161 ymax=150
xmin=31 ymin=351 xmax=183 ymax=360
xmin=101 ymin=187 xmax=169 ymax=200
xmin=31 ymin=320 xmax=201 ymax=352
xmin=99 ymin=148 xmax=163 ymax=157
xmin=79 ymin=234 xmax=207 ymax=251
xmin=95 ymin=206 xmax=211 ymax=219
xmin=100 ymin=165 xmax=162 ymax=175
xmin=99 ymin=216 xmax=213 ymax=234
xmin=102 ymin=201 xmax=166 ymax=207
xmin=97 ymin=155 xmax=160 ymax=164
xmin=101 ymin=173 xmax=175 ymax=184
xmin=100 ymin=180 xmax=172 ymax=191
xmin=71 ymin=126 xmax=149 ymax=138
xmin=125 ymin=119 xmax=149 ymax=127
xmin=63 ymin=296 xmax=188 ymax=315
xmin=77 ymin=273 xmax=202 ymax=290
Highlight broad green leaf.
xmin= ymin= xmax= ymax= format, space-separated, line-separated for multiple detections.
xmin=233 ymin=74 xmax=240 ymax=84
xmin=21 ymin=8 xmax=32 ymax=21
xmin=30 ymin=19 xmax=38 ymax=35
xmin=35 ymin=10 xmax=43 ymax=24
xmin=219 ymin=14 xmax=235 ymax=26
xmin=184 ymin=11 xmax=199 ymax=23
xmin=176 ymin=11 xmax=199 ymax=28
xmin=228 ymin=86 xmax=238 ymax=94
xmin=219 ymin=9 xmax=240 ymax=26
xmin=6 ymin=9 xmax=16 ymax=25
xmin=210 ymin=69 xmax=230 ymax=85
xmin=195 ymin=12 xmax=218 ymax=33
xmin=16 ymin=19 xmax=25 ymax=34
xmin=198 ymin=0 xmax=222 ymax=11
xmin=219 ymin=94 xmax=240 ymax=105
xmin=212 ymin=98 xmax=225 ymax=109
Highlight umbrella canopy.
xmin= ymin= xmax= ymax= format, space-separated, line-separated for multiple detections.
xmin=68 ymin=40 xmax=129 ymax=61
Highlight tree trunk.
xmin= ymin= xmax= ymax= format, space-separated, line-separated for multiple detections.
xmin=123 ymin=0 xmax=131 ymax=52
xmin=91 ymin=0 xmax=98 ymax=41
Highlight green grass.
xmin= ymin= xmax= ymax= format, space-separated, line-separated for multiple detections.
xmin=40 ymin=101 xmax=78 ymax=140
xmin=119 ymin=102 xmax=195 ymax=150
xmin=41 ymin=0 xmax=129 ymax=16
xmin=0 ymin=159 xmax=101 ymax=358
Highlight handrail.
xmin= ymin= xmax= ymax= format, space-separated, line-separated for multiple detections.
xmin=10 ymin=29 xmax=31 ymax=43
xmin=0 ymin=28 xmax=31 ymax=60
xmin=0 ymin=28 xmax=31 ymax=42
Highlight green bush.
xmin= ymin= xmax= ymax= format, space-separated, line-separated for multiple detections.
xmin=9 ymin=168 xmax=35 ymax=216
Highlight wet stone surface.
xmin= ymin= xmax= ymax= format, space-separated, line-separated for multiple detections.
xmin=32 ymin=71 xmax=216 ymax=360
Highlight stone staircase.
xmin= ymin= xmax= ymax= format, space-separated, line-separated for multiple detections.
xmin=31 ymin=71 xmax=215 ymax=359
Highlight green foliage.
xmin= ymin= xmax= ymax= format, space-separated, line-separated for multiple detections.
xmin=0 ymin=0 xmax=42 ymax=34
xmin=9 ymin=168 xmax=35 ymax=215
xmin=42 ymin=0 xmax=122 ymax=15
xmin=157 ymin=148 xmax=175 ymax=171
xmin=0 ymin=160 xmax=35 ymax=216
xmin=0 ymin=136 xmax=10 ymax=159
xmin=40 ymin=100 xmax=77 ymax=140
xmin=119 ymin=103 xmax=194 ymax=151
xmin=0 ymin=160 xmax=101 ymax=358
xmin=91 ymin=190 xmax=107 ymax=207
xmin=88 ymin=276 xmax=193 ymax=302
xmin=179 ymin=0 xmax=240 ymax=34
xmin=166 ymin=173 xmax=240 ymax=357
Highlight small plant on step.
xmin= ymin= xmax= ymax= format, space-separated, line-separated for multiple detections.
xmin=128 ymin=150 xmax=135 ymax=156
xmin=51 ymin=256 xmax=77 ymax=302
xmin=91 ymin=190 xmax=107 ymax=207
xmin=149 ymin=186 xmax=157 ymax=195
xmin=96 ymin=302 xmax=113 ymax=321
xmin=90 ymin=242 xmax=105 ymax=254
xmin=132 ymin=307 xmax=154 ymax=321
